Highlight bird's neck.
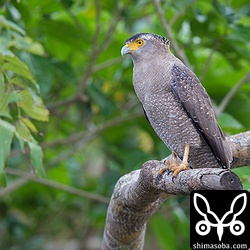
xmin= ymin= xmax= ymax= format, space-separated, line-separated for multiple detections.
xmin=132 ymin=54 xmax=176 ymax=103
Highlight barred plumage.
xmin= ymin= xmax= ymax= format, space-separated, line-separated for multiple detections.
xmin=122 ymin=33 xmax=233 ymax=172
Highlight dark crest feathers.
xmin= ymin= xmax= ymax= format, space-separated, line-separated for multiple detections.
xmin=125 ymin=33 xmax=170 ymax=46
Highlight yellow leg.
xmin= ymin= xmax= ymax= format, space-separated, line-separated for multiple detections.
xmin=182 ymin=144 xmax=190 ymax=166
xmin=172 ymin=144 xmax=190 ymax=177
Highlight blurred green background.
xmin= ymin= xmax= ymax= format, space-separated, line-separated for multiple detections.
xmin=0 ymin=0 xmax=250 ymax=249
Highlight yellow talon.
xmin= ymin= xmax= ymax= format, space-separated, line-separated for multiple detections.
xmin=166 ymin=144 xmax=190 ymax=177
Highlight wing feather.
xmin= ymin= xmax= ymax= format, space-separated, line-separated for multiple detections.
xmin=170 ymin=64 xmax=232 ymax=168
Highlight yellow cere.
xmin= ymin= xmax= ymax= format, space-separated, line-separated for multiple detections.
xmin=127 ymin=38 xmax=145 ymax=52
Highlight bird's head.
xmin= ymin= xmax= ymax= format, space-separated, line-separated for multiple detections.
xmin=121 ymin=33 xmax=170 ymax=61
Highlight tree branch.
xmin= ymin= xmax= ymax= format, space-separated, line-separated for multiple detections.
xmin=102 ymin=164 xmax=242 ymax=249
xmin=78 ymin=0 xmax=126 ymax=95
xmin=169 ymin=0 xmax=196 ymax=27
xmin=77 ymin=0 xmax=101 ymax=95
xmin=152 ymin=0 xmax=191 ymax=68
xmin=5 ymin=168 xmax=110 ymax=204
xmin=0 ymin=178 xmax=28 ymax=197
xmin=42 ymin=112 xmax=142 ymax=167
xmin=228 ymin=131 xmax=250 ymax=168
xmin=199 ymin=36 xmax=225 ymax=81
xmin=102 ymin=131 xmax=249 ymax=249
xmin=216 ymin=70 xmax=250 ymax=116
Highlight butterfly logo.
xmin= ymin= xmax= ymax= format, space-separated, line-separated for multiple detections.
xmin=193 ymin=193 xmax=247 ymax=241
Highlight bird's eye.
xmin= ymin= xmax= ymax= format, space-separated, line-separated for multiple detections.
xmin=137 ymin=39 xmax=144 ymax=46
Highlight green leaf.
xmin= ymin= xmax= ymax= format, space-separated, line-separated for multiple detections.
xmin=218 ymin=112 xmax=244 ymax=132
xmin=0 ymin=120 xmax=15 ymax=187
xmin=13 ymin=37 xmax=45 ymax=56
xmin=0 ymin=15 xmax=26 ymax=35
xmin=2 ymin=55 xmax=36 ymax=83
xmin=10 ymin=75 xmax=39 ymax=91
xmin=21 ymin=117 xmax=38 ymax=134
xmin=40 ymin=19 xmax=88 ymax=50
xmin=16 ymin=119 xmax=33 ymax=142
xmin=0 ymin=73 xmax=11 ymax=115
xmin=18 ymin=89 xmax=49 ymax=121
xmin=15 ymin=132 xmax=25 ymax=153
xmin=28 ymin=142 xmax=46 ymax=178
xmin=0 ymin=90 xmax=10 ymax=114
xmin=0 ymin=73 xmax=4 ymax=93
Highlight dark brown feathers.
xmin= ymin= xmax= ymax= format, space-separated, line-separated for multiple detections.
xmin=170 ymin=64 xmax=233 ymax=168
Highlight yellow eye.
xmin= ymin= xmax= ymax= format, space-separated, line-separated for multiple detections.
xmin=137 ymin=39 xmax=144 ymax=46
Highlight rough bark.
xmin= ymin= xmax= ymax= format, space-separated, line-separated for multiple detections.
xmin=228 ymin=131 xmax=250 ymax=168
xmin=102 ymin=131 xmax=250 ymax=250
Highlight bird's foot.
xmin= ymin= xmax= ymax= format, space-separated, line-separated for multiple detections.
xmin=163 ymin=144 xmax=190 ymax=177
xmin=168 ymin=161 xmax=189 ymax=177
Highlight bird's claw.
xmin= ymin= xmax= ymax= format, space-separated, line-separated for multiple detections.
xmin=162 ymin=144 xmax=190 ymax=177
xmin=168 ymin=162 xmax=189 ymax=177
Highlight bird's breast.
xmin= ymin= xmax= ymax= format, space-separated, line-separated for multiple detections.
xmin=133 ymin=61 xmax=172 ymax=104
xmin=131 ymin=56 xmax=221 ymax=168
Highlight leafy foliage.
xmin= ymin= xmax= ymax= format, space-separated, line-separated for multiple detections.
xmin=0 ymin=15 xmax=48 ymax=186
xmin=0 ymin=0 xmax=249 ymax=249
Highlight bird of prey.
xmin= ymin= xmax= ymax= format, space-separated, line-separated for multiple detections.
xmin=121 ymin=33 xmax=232 ymax=176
